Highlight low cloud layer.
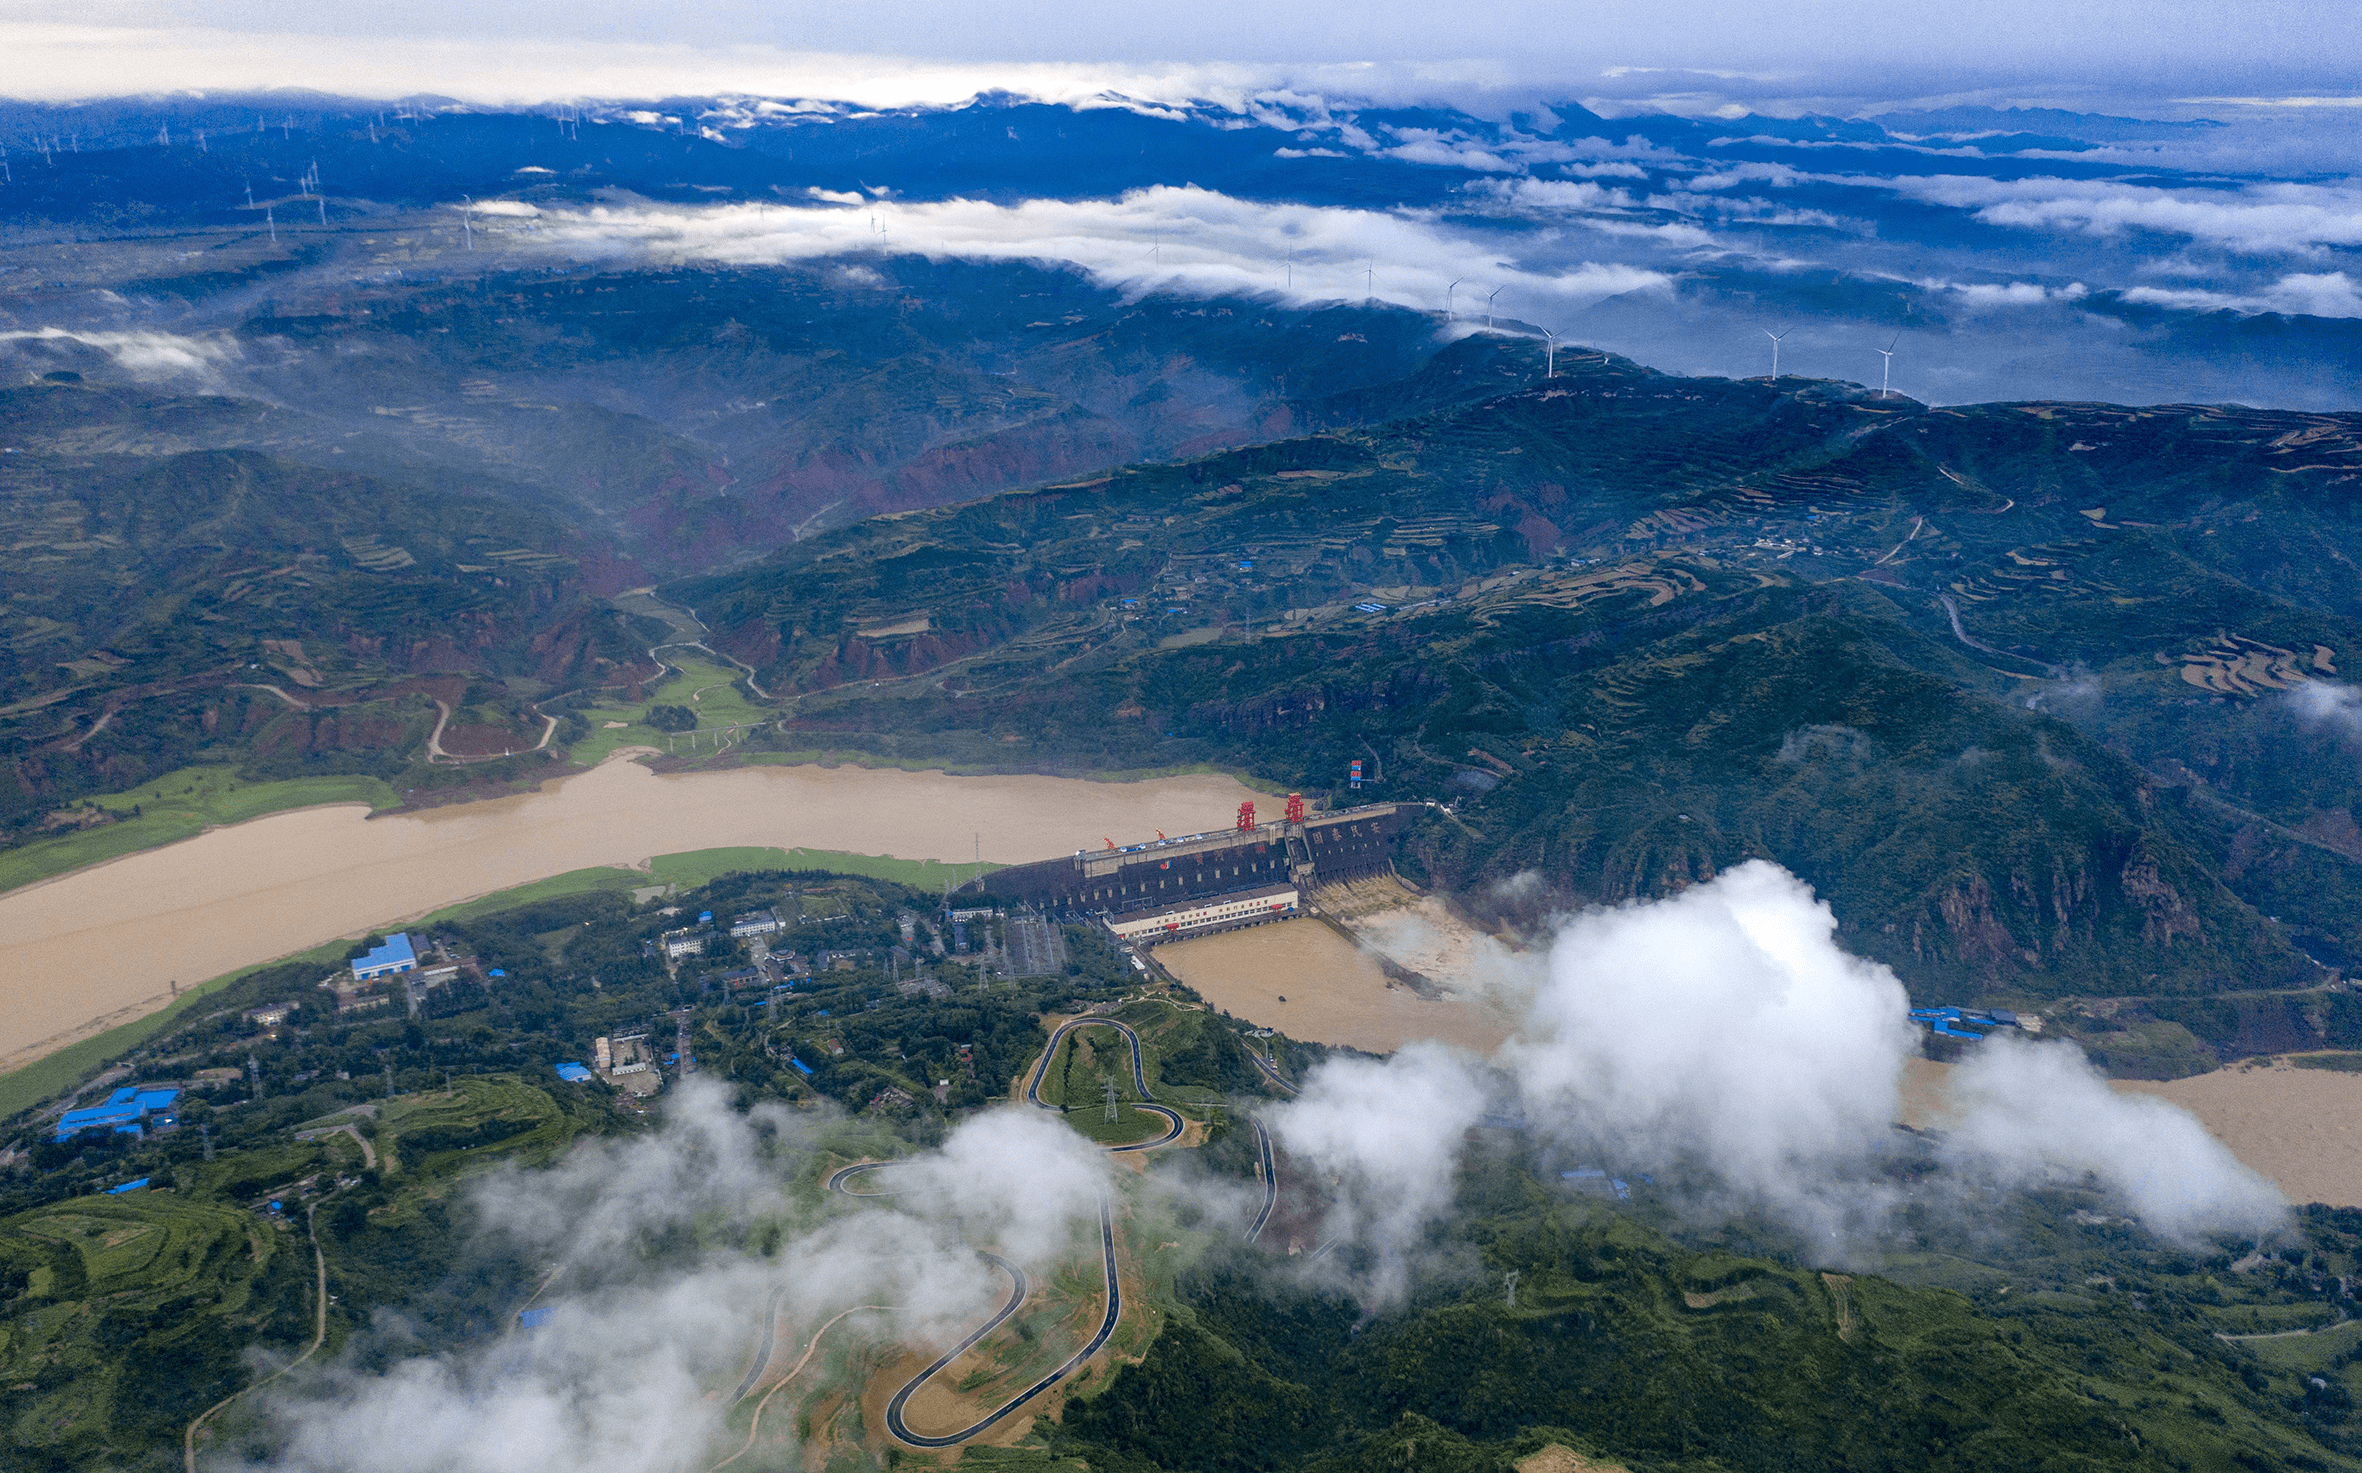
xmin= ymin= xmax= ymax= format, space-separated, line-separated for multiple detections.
xmin=1504 ymin=861 xmax=1922 ymax=1246
xmin=1263 ymin=1044 xmax=1489 ymax=1301
xmin=0 ymin=326 xmax=244 ymax=384
xmin=1263 ymin=859 xmax=2286 ymax=1300
xmin=525 ymin=186 xmax=1670 ymax=323
xmin=2290 ymin=678 xmax=2362 ymax=740
xmin=245 ymin=1087 xmax=1110 ymax=1473
xmin=236 ymin=864 xmax=2288 ymax=1466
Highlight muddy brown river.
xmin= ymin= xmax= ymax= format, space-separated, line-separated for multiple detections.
xmin=0 ymin=756 xmax=1259 ymax=1074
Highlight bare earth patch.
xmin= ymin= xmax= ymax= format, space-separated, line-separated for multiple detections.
xmin=1517 ymin=1444 xmax=1630 ymax=1473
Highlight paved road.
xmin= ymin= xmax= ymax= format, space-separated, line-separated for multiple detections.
xmin=1247 ymin=1118 xmax=1278 ymax=1244
xmin=825 ymin=1017 xmax=1193 ymax=1448
xmin=1248 ymin=1048 xmax=1300 ymax=1097
xmin=1023 ymin=1017 xmax=1185 ymax=1150
xmin=730 ymin=1286 xmax=789 ymax=1402
xmin=885 ymin=1212 xmax=1108 ymax=1448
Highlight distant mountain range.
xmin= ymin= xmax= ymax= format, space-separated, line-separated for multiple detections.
xmin=0 ymin=89 xmax=2356 ymax=408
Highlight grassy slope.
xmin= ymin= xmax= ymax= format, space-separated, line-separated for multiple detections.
xmin=0 ymin=1076 xmax=584 ymax=1471
xmin=0 ymin=768 xmax=401 ymax=897
xmin=566 ymin=652 xmax=776 ymax=764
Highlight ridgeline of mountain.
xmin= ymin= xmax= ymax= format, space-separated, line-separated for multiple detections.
xmin=677 ymin=349 xmax=2362 ymax=1029
xmin=0 ymin=261 xmax=1518 ymax=836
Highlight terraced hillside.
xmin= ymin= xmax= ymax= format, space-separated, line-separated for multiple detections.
xmin=0 ymin=399 xmax=641 ymax=835
xmin=677 ymin=355 xmax=2362 ymax=1019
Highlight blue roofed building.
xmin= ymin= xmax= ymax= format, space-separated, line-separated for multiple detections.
xmin=107 ymin=1178 xmax=150 ymax=1195
xmin=1909 ymin=1005 xmax=2034 ymax=1042
xmin=352 ymin=933 xmax=418 ymax=982
xmin=57 ymin=1086 xmax=179 ymax=1141
xmin=553 ymin=1062 xmax=593 ymax=1083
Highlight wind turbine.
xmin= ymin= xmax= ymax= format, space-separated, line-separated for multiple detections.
xmin=1543 ymin=328 xmax=1558 ymax=378
xmin=265 ymin=206 xmax=275 ymax=244
xmin=1486 ymin=285 xmax=1504 ymax=327
xmin=1445 ymin=277 xmax=1463 ymax=319
xmin=1364 ymin=260 xmax=1374 ymax=302
xmin=1763 ymin=327 xmax=1789 ymax=381
xmin=1877 ymin=334 xmax=1899 ymax=398
xmin=461 ymin=195 xmax=474 ymax=251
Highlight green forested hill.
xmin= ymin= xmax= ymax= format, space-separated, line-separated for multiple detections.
xmin=674 ymin=354 xmax=2362 ymax=1021
xmin=1050 ymin=1174 xmax=2362 ymax=1473
xmin=0 ymin=394 xmax=641 ymax=832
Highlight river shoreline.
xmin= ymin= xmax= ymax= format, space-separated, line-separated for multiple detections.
xmin=0 ymin=755 xmax=1262 ymax=1074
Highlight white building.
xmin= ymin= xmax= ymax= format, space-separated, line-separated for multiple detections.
xmin=1105 ymin=885 xmax=1300 ymax=945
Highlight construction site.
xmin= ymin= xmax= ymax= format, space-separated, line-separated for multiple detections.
xmin=977 ymin=797 xmax=1416 ymax=945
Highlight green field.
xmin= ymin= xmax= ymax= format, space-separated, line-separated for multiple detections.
xmin=410 ymin=865 xmax=652 ymax=926
xmin=2293 ymin=1052 xmax=2362 ymax=1073
xmin=566 ymin=652 xmax=776 ymax=764
xmin=650 ymin=845 xmax=994 ymax=892
xmin=0 ymin=767 xmax=401 ymax=897
xmin=0 ymin=1190 xmax=311 ymax=1468
xmin=374 ymin=1077 xmax=572 ymax=1176
xmin=1031 ymin=1007 xmax=1251 ymax=1147
xmin=406 ymin=846 xmax=993 ymax=927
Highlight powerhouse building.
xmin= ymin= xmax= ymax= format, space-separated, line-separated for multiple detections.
xmin=980 ymin=802 xmax=1412 ymax=918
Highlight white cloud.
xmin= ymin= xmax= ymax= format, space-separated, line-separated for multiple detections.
xmin=1503 ymin=860 xmax=1918 ymax=1248
xmin=1683 ymin=161 xmax=1810 ymax=190
xmin=1264 ymin=860 xmax=2288 ymax=1277
xmin=247 ymin=1085 xmax=1094 ymax=1473
xmin=1941 ymin=1037 xmax=2285 ymax=1242
xmin=2121 ymin=270 xmax=2362 ymax=319
xmin=0 ymin=326 xmax=244 ymax=383
xmin=2289 ymin=677 xmax=2362 ymax=735
xmin=521 ymin=185 xmax=1672 ymax=320
xmin=1932 ymin=278 xmax=2091 ymax=307
xmin=1263 ymin=1042 xmax=1488 ymax=1303
xmin=1882 ymin=174 xmax=2362 ymax=255
xmin=1473 ymin=177 xmax=1639 ymax=212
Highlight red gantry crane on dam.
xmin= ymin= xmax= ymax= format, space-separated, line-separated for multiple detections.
xmin=975 ymin=795 xmax=1413 ymax=919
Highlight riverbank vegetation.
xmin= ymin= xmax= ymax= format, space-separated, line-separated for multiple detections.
xmin=5 ymin=859 xmax=2360 ymax=1471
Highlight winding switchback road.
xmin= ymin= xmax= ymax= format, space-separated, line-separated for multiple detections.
xmin=824 ymin=1017 xmax=1199 ymax=1447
